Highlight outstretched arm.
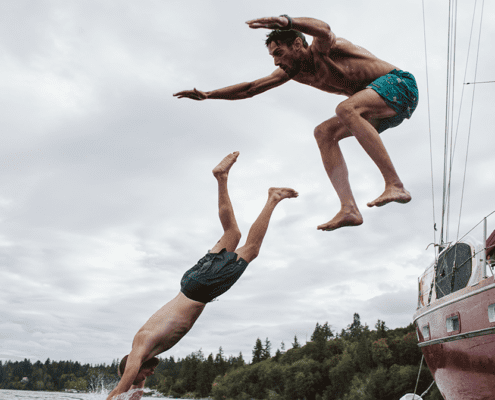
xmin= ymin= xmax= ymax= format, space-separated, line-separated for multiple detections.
xmin=173 ymin=68 xmax=289 ymax=101
xmin=246 ymin=16 xmax=335 ymax=52
xmin=127 ymin=381 xmax=146 ymax=400
xmin=106 ymin=352 xmax=143 ymax=400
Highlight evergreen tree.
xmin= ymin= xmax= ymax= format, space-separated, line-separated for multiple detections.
xmin=235 ymin=352 xmax=245 ymax=369
xmin=252 ymin=338 xmax=264 ymax=364
xmin=375 ymin=319 xmax=388 ymax=339
xmin=215 ymin=347 xmax=227 ymax=375
xmin=292 ymin=335 xmax=300 ymax=349
xmin=0 ymin=361 xmax=4 ymax=385
xmin=262 ymin=338 xmax=271 ymax=360
xmin=340 ymin=313 xmax=364 ymax=340
xmin=311 ymin=322 xmax=334 ymax=342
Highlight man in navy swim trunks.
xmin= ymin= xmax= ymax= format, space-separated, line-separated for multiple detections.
xmin=174 ymin=15 xmax=419 ymax=231
xmin=107 ymin=152 xmax=298 ymax=400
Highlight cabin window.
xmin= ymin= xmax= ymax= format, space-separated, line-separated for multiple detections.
xmin=422 ymin=324 xmax=430 ymax=340
xmin=446 ymin=314 xmax=460 ymax=332
xmin=435 ymin=243 xmax=473 ymax=299
xmin=488 ymin=303 xmax=495 ymax=323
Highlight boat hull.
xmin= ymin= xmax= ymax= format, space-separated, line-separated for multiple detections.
xmin=414 ymin=277 xmax=495 ymax=400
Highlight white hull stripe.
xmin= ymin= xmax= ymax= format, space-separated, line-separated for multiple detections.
xmin=418 ymin=326 xmax=495 ymax=347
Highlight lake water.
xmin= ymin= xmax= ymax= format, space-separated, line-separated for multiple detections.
xmin=0 ymin=389 xmax=167 ymax=400
xmin=0 ymin=390 xmax=108 ymax=400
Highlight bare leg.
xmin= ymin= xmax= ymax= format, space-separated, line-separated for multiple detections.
xmin=235 ymin=187 xmax=298 ymax=263
xmin=314 ymin=117 xmax=364 ymax=231
xmin=335 ymin=89 xmax=411 ymax=208
xmin=211 ymin=152 xmax=242 ymax=253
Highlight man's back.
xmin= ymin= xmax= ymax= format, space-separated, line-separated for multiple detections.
xmin=292 ymin=35 xmax=397 ymax=96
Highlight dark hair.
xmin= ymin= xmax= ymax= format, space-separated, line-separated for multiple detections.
xmin=119 ymin=355 xmax=160 ymax=376
xmin=265 ymin=30 xmax=308 ymax=48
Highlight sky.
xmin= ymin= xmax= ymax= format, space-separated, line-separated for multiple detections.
xmin=1 ymin=0 xmax=494 ymax=366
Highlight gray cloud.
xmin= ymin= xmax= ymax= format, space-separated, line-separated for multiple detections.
xmin=1 ymin=0 xmax=494 ymax=365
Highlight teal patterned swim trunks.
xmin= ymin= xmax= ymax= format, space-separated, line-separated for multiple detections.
xmin=367 ymin=69 xmax=419 ymax=133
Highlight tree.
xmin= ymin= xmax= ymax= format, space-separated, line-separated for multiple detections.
xmin=371 ymin=338 xmax=393 ymax=367
xmin=375 ymin=320 xmax=388 ymax=339
xmin=292 ymin=335 xmax=301 ymax=349
xmin=235 ymin=352 xmax=245 ymax=369
xmin=262 ymin=338 xmax=272 ymax=360
xmin=311 ymin=322 xmax=334 ymax=342
xmin=340 ymin=313 xmax=364 ymax=340
xmin=252 ymin=338 xmax=264 ymax=364
xmin=215 ymin=347 xmax=228 ymax=376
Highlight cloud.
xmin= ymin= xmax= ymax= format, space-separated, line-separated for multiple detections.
xmin=0 ymin=0 xmax=494 ymax=365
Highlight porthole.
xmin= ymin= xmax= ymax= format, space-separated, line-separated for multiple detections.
xmin=422 ymin=324 xmax=430 ymax=340
xmin=446 ymin=315 xmax=460 ymax=332
xmin=488 ymin=303 xmax=495 ymax=323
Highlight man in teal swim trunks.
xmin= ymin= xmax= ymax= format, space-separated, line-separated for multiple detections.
xmin=174 ymin=15 xmax=419 ymax=231
xmin=107 ymin=152 xmax=298 ymax=399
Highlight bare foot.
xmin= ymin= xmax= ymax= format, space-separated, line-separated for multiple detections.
xmin=212 ymin=151 xmax=240 ymax=179
xmin=268 ymin=187 xmax=299 ymax=202
xmin=367 ymin=186 xmax=411 ymax=208
xmin=317 ymin=208 xmax=363 ymax=231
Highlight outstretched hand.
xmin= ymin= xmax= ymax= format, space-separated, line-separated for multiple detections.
xmin=246 ymin=16 xmax=289 ymax=30
xmin=173 ymin=88 xmax=208 ymax=100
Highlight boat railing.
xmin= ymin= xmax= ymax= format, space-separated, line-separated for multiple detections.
xmin=417 ymin=212 xmax=495 ymax=309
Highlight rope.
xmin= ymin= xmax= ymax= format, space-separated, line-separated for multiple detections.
xmin=413 ymin=354 xmax=424 ymax=397
xmin=420 ymin=211 xmax=495 ymax=302
xmin=456 ymin=211 xmax=494 ymax=243
xmin=421 ymin=380 xmax=436 ymax=397
xmin=456 ymin=0 xmax=485 ymax=242
xmin=451 ymin=0 xmax=481 ymax=242
xmin=465 ymin=80 xmax=495 ymax=85
xmin=441 ymin=0 xmax=462 ymax=245
xmin=440 ymin=0 xmax=454 ymax=245
xmin=421 ymin=0 xmax=437 ymax=253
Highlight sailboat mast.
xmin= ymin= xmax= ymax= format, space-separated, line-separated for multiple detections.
xmin=440 ymin=0 xmax=458 ymax=247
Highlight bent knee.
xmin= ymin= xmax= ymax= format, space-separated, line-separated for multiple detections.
xmin=237 ymin=244 xmax=259 ymax=263
xmin=227 ymin=229 xmax=242 ymax=246
xmin=335 ymin=101 xmax=356 ymax=121
xmin=314 ymin=118 xmax=344 ymax=145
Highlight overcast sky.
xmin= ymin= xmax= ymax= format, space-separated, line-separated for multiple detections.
xmin=1 ymin=0 xmax=494 ymax=366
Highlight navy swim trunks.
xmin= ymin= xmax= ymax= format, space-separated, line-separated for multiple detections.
xmin=367 ymin=69 xmax=419 ymax=133
xmin=180 ymin=248 xmax=249 ymax=303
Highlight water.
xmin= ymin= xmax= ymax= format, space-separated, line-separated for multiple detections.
xmin=0 ymin=390 xmax=107 ymax=400
xmin=0 ymin=389 xmax=167 ymax=400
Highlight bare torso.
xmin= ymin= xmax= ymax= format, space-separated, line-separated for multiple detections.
xmin=293 ymin=36 xmax=397 ymax=97
xmin=133 ymin=292 xmax=206 ymax=362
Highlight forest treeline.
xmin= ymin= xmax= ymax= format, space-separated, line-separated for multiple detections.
xmin=0 ymin=314 xmax=443 ymax=400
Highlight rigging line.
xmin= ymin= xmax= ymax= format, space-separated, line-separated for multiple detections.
xmin=421 ymin=380 xmax=436 ymax=398
xmin=455 ymin=210 xmax=494 ymax=243
xmin=441 ymin=0 xmax=454 ymax=245
xmin=446 ymin=0 xmax=459 ymax=244
xmin=422 ymin=0 xmax=437 ymax=252
xmin=432 ymin=210 xmax=493 ymax=277
xmin=413 ymin=354 xmax=424 ymax=396
xmin=457 ymin=0 xmax=485 ymax=240
xmin=441 ymin=0 xmax=457 ymax=243
xmin=465 ymin=80 xmax=495 ymax=85
xmin=450 ymin=0 xmax=480 ymax=243
xmin=449 ymin=0 xmax=478 ymax=244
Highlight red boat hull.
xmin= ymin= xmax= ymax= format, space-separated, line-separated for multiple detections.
xmin=414 ymin=277 xmax=495 ymax=400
